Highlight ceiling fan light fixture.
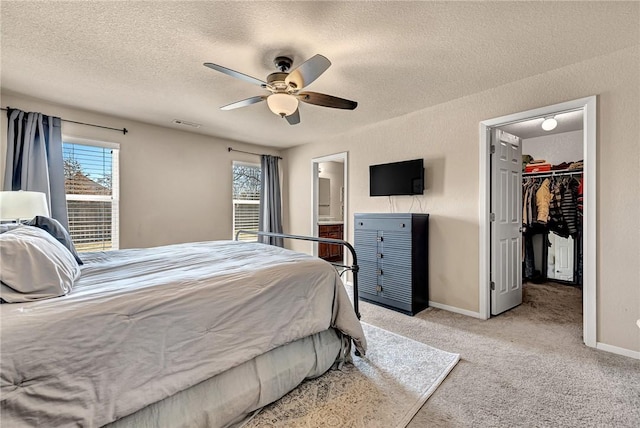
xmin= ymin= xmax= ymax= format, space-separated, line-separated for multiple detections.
xmin=205 ymin=54 xmax=356 ymax=124
xmin=541 ymin=116 xmax=558 ymax=131
xmin=267 ymin=93 xmax=298 ymax=117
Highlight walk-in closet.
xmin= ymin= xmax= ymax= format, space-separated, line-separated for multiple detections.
xmin=501 ymin=110 xmax=584 ymax=289
xmin=484 ymin=98 xmax=596 ymax=346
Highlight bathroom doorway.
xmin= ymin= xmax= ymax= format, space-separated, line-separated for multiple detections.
xmin=311 ymin=152 xmax=348 ymax=264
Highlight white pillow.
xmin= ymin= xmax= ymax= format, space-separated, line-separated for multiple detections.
xmin=0 ymin=226 xmax=81 ymax=303
xmin=0 ymin=223 xmax=20 ymax=234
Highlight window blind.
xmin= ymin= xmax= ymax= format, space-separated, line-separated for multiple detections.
xmin=63 ymin=141 xmax=119 ymax=252
xmin=232 ymin=162 xmax=261 ymax=241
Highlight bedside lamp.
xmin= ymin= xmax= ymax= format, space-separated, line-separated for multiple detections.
xmin=0 ymin=191 xmax=50 ymax=223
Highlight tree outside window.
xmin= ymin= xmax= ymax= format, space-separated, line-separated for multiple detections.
xmin=232 ymin=162 xmax=261 ymax=241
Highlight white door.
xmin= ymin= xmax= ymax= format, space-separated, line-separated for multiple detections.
xmin=491 ymin=129 xmax=523 ymax=315
xmin=553 ymin=234 xmax=575 ymax=281
xmin=547 ymin=232 xmax=557 ymax=279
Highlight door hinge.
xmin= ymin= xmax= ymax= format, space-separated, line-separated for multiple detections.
xmin=490 ymin=281 xmax=495 ymax=290
xmin=490 ymin=145 xmax=496 ymax=154
xmin=490 ymin=213 xmax=495 ymax=222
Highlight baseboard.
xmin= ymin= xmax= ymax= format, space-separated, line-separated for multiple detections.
xmin=428 ymin=301 xmax=485 ymax=319
xmin=344 ymin=282 xmax=484 ymax=320
xmin=596 ymin=342 xmax=640 ymax=360
xmin=347 ymin=281 xmax=639 ymax=360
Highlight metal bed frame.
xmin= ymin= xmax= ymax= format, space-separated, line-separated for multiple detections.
xmin=235 ymin=230 xmax=360 ymax=320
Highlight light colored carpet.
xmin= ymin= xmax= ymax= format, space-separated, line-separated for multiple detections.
xmin=243 ymin=323 xmax=459 ymax=428
xmin=359 ymin=281 xmax=640 ymax=427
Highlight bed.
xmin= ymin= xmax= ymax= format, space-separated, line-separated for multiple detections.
xmin=0 ymin=229 xmax=366 ymax=427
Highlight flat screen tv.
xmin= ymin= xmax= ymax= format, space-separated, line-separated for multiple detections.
xmin=369 ymin=158 xmax=424 ymax=196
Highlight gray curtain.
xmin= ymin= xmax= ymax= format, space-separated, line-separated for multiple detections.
xmin=259 ymin=155 xmax=283 ymax=247
xmin=4 ymin=108 xmax=69 ymax=230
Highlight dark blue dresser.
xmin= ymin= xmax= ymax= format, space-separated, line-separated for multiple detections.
xmin=354 ymin=213 xmax=429 ymax=315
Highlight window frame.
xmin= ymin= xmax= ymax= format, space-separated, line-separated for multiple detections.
xmin=232 ymin=160 xmax=261 ymax=241
xmin=62 ymin=136 xmax=120 ymax=251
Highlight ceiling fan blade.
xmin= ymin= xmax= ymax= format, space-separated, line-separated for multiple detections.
xmin=220 ymin=96 xmax=266 ymax=110
xmin=285 ymin=54 xmax=331 ymax=89
xmin=297 ymin=92 xmax=358 ymax=110
xmin=204 ymin=63 xmax=266 ymax=87
xmin=285 ymin=108 xmax=300 ymax=125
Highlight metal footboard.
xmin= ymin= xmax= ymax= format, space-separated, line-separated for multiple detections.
xmin=234 ymin=230 xmax=360 ymax=320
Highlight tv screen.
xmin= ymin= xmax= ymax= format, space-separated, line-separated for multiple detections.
xmin=369 ymin=159 xmax=424 ymax=196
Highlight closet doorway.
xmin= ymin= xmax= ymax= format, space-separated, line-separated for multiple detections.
xmin=311 ymin=152 xmax=348 ymax=264
xmin=479 ymin=96 xmax=597 ymax=348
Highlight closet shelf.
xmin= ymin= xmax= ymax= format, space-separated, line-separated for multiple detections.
xmin=522 ymin=168 xmax=583 ymax=178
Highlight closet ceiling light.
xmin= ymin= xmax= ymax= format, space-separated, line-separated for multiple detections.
xmin=541 ymin=116 xmax=558 ymax=131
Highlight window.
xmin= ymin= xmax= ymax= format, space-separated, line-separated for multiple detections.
xmin=232 ymin=162 xmax=261 ymax=241
xmin=63 ymin=139 xmax=119 ymax=252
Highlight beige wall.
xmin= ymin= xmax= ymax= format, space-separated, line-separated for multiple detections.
xmin=0 ymin=91 xmax=282 ymax=249
xmin=283 ymin=46 xmax=640 ymax=353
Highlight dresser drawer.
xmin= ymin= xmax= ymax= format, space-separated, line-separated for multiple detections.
xmin=356 ymin=230 xmax=411 ymax=252
xmin=354 ymin=240 xmax=412 ymax=268
xmin=354 ymin=229 xmax=379 ymax=248
xmin=355 ymin=244 xmax=381 ymax=262
xmin=380 ymin=246 xmax=412 ymax=267
xmin=359 ymin=260 xmax=413 ymax=304
xmin=355 ymin=217 xmax=412 ymax=232
xmin=379 ymin=268 xmax=413 ymax=304
xmin=359 ymin=261 xmax=380 ymax=295
xmin=379 ymin=231 xmax=412 ymax=250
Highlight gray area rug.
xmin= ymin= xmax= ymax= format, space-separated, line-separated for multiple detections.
xmin=243 ymin=323 xmax=459 ymax=427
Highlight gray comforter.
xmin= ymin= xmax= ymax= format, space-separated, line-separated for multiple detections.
xmin=0 ymin=240 xmax=366 ymax=427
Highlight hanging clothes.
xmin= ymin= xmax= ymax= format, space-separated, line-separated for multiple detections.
xmin=522 ymin=172 xmax=583 ymax=281
xmin=548 ymin=179 xmax=568 ymax=237
xmin=536 ymin=178 xmax=552 ymax=224
xmin=560 ymin=177 xmax=579 ymax=237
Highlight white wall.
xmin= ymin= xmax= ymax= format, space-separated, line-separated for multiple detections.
xmin=283 ymin=46 xmax=640 ymax=354
xmin=522 ymin=130 xmax=583 ymax=165
xmin=0 ymin=91 xmax=282 ymax=249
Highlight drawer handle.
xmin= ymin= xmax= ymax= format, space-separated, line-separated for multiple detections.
xmin=376 ymin=269 xmax=383 ymax=276
xmin=376 ymin=253 xmax=383 ymax=259
xmin=400 ymin=223 xmax=406 ymax=228
xmin=376 ymin=285 xmax=383 ymax=292
xmin=376 ymin=236 xmax=384 ymax=242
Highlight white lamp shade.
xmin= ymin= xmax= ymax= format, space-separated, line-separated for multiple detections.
xmin=541 ymin=117 xmax=558 ymax=131
xmin=267 ymin=93 xmax=299 ymax=117
xmin=0 ymin=191 xmax=50 ymax=221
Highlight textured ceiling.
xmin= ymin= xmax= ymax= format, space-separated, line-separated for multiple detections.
xmin=1 ymin=1 xmax=638 ymax=148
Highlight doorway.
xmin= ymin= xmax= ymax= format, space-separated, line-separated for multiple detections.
xmin=479 ymin=96 xmax=597 ymax=348
xmin=311 ymin=152 xmax=348 ymax=264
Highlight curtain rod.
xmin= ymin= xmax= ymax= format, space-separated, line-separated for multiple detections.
xmin=228 ymin=147 xmax=282 ymax=159
xmin=1 ymin=107 xmax=128 ymax=135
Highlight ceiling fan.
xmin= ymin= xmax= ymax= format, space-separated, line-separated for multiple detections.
xmin=203 ymin=54 xmax=357 ymax=125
